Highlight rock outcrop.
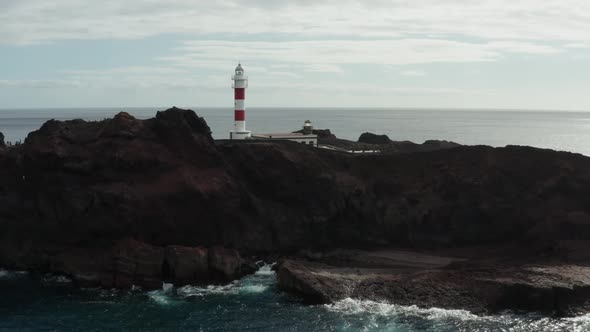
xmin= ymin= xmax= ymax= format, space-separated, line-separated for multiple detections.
xmin=358 ymin=132 xmax=391 ymax=144
xmin=164 ymin=245 xmax=209 ymax=285
xmin=44 ymin=240 xmax=242 ymax=289
xmin=208 ymin=246 xmax=243 ymax=281
xmin=310 ymin=128 xmax=461 ymax=153
xmin=0 ymin=132 xmax=5 ymax=149
xmin=277 ymin=249 xmax=590 ymax=316
xmin=2 ymin=107 xmax=590 ymax=313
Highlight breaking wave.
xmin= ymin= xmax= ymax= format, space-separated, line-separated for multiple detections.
xmin=41 ymin=274 xmax=72 ymax=284
xmin=0 ymin=269 xmax=28 ymax=279
xmin=324 ymin=298 xmax=590 ymax=332
xmin=148 ymin=263 xmax=275 ymax=305
xmin=326 ymin=298 xmax=479 ymax=321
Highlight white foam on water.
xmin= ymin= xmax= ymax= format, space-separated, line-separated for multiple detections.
xmin=177 ymin=281 xmax=240 ymax=297
xmin=147 ymin=263 xmax=276 ymax=304
xmin=325 ymin=298 xmax=480 ymax=322
xmin=254 ymin=263 xmax=276 ymax=276
xmin=162 ymin=282 xmax=174 ymax=293
xmin=239 ymin=284 xmax=269 ymax=294
xmin=176 ymin=263 xmax=275 ymax=297
xmin=0 ymin=269 xmax=28 ymax=279
xmin=42 ymin=274 xmax=72 ymax=284
xmin=564 ymin=313 xmax=590 ymax=332
xmin=325 ymin=298 xmax=590 ymax=332
xmin=147 ymin=282 xmax=176 ymax=305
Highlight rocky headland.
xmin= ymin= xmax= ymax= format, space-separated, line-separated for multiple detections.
xmin=1 ymin=107 xmax=590 ymax=316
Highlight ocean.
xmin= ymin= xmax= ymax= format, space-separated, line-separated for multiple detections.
xmin=0 ymin=266 xmax=588 ymax=331
xmin=1 ymin=107 xmax=590 ymax=156
xmin=2 ymin=108 xmax=590 ymax=331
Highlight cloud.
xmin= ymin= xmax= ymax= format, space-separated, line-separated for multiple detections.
xmin=565 ymin=43 xmax=590 ymax=49
xmin=400 ymin=70 xmax=427 ymax=77
xmin=0 ymin=79 xmax=83 ymax=88
xmin=162 ymin=39 xmax=560 ymax=70
xmin=1 ymin=0 xmax=590 ymax=45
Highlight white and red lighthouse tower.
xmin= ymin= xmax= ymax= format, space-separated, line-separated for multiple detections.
xmin=230 ymin=63 xmax=251 ymax=139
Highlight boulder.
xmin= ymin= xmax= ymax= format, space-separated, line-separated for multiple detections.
xmin=208 ymin=246 xmax=242 ymax=281
xmin=164 ymin=245 xmax=209 ymax=284
xmin=277 ymin=260 xmax=353 ymax=303
xmin=111 ymin=239 xmax=165 ymax=289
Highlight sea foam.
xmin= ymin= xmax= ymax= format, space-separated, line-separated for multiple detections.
xmin=149 ymin=263 xmax=275 ymax=303
xmin=325 ymin=298 xmax=479 ymax=321
xmin=325 ymin=298 xmax=590 ymax=332
xmin=0 ymin=269 xmax=28 ymax=279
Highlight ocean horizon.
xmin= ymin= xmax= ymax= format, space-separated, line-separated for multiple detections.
xmin=2 ymin=107 xmax=590 ymax=156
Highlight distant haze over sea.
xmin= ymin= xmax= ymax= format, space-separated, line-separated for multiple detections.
xmin=1 ymin=107 xmax=589 ymax=156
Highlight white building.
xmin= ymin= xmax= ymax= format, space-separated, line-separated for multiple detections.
xmin=252 ymin=120 xmax=318 ymax=146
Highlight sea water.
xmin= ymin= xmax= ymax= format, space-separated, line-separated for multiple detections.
xmin=1 ymin=107 xmax=590 ymax=156
xmin=1 ymin=266 xmax=589 ymax=331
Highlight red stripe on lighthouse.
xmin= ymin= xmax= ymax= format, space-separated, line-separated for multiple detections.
xmin=234 ymin=88 xmax=245 ymax=99
xmin=235 ymin=110 xmax=245 ymax=121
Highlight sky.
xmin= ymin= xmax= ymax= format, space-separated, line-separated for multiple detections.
xmin=0 ymin=0 xmax=590 ymax=110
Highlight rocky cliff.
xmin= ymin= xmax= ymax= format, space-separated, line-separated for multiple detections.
xmin=2 ymin=107 xmax=590 ymax=313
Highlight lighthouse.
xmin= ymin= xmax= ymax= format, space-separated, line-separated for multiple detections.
xmin=230 ymin=63 xmax=251 ymax=139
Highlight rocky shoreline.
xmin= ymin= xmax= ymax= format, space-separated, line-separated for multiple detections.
xmin=276 ymin=248 xmax=590 ymax=316
xmin=2 ymin=107 xmax=590 ymax=316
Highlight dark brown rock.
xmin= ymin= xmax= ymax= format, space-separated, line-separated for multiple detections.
xmin=111 ymin=239 xmax=165 ymax=289
xmin=164 ymin=245 xmax=209 ymax=285
xmin=2 ymin=107 xmax=590 ymax=314
xmin=208 ymin=246 xmax=242 ymax=281
xmin=358 ymin=132 xmax=391 ymax=144
xmin=277 ymin=250 xmax=590 ymax=316
xmin=50 ymin=249 xmax=112 ymax=287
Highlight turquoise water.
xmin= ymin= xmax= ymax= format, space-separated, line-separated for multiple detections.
xmin=1 ymin=267 xmax=589 ymax=331
xmin=1 ymin=107 xmax=590 ymax=156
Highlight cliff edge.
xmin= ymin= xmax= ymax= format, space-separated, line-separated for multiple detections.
xmin=1 ymin=107 xmax=590 ymax=315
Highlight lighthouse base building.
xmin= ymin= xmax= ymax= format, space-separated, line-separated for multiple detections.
xmin=230 ymin=130 xmax=252 ymax=140
xmin=252 ymin=120 xmax=317 ymax=146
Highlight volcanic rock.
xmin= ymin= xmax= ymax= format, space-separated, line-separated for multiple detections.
xmin=358 ymin=132 xmax=391 ymax=144
xmin=112 ymin=239 xmax=165 ymax=289
xmin=277 ymin=249 xmax=590 ymax=316
xmin=208 ymin=246 xmax=243 ymax=281
xmin=2 ymin=107 xmax=590 ymax=314
xmin=164 ymin=245 xmax=209 ymax=285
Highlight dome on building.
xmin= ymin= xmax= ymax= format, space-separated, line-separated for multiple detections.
xmin=235 ymin=63 xmax=244 ymax=73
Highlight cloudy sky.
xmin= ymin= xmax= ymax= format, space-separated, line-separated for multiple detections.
xmin=1 ymin=0 xmax=589 ymax=110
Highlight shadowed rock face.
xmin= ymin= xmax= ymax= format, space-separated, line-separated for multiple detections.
xmin=0 ymin=132 xmax=5 ymax=148
xmin=2 ymin=107 xmax=590 ymax=312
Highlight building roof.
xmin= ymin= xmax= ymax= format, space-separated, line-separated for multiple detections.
xmin=235 ymin=63 xmax=244 ymax=72
xmin=253 ymin=133 xmax=317 ymax=139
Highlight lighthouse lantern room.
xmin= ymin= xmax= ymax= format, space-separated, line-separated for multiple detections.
xmin=230 ymin=63 xmax=252 ymax=139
